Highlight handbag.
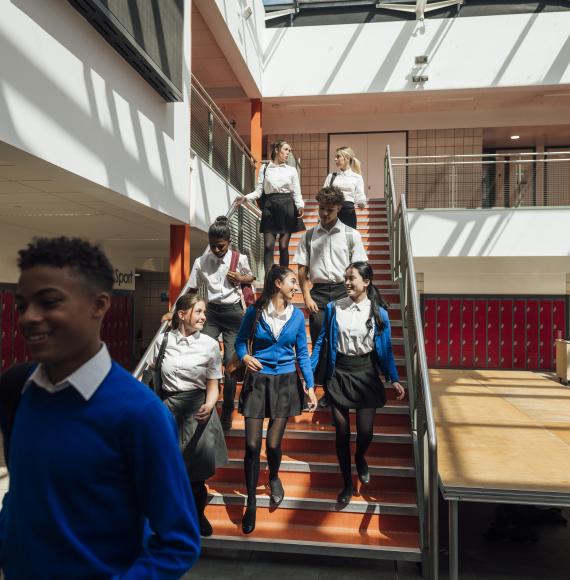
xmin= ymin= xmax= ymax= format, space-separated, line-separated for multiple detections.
xmin=142 ymin=330 xmax=169 ymax=398
xmin=229 ymin=249 xmax=255 ymax=308
xmin=226 ymin=308 xmax=262 ymax=383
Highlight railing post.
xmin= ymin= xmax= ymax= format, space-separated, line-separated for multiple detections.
xmin=227 ymin=135 xmax=232 ymax=181
xmin=241 ymin=152 xmax=246 ymax=194
xmin=207 ymin=112 xmax=214 ymax=166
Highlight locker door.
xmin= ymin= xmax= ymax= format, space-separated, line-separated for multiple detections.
xmin=552 ymin=300 xmax=567 ymax=365
xmin=461 ymin=300 xmax=474 ymax=368
xmin=500 ymin=300 xmax=513 ymax=369
xmin=513 ymin=300 xmax=526 ymax=369
xmin=526 ymin=300 xmax=539 ymax=369
xmin=423 ymin=299 xmax=437 ymax=366
xmin=474 ymin=300 xmax=487 ymax=367
xmin=539 ymin=300 xmax=553 ymax=370
xmin=436 ymin=299 xmax=449 ymax=367
xmin=448 ymin=299 xmax=461 ymax=368
xmin=487 ymin=300 xmax=500 ymax=368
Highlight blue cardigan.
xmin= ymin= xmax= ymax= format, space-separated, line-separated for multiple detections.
xmin=235 ymin=305 xmax=315 ymax=388
xmin=311 ymin=302 xmax=400 ymax=383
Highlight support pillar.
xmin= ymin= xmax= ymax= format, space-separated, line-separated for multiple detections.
xmin=169 ymin=224 xmax=190 ymax=308
xmin=251 ymin=98 xmax=262 ymax=176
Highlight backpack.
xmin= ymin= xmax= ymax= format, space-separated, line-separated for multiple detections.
xmin=230 ymin=250 xmax=256 ymax=308
xmin=304 ymin=226 xmax=355 ymax=272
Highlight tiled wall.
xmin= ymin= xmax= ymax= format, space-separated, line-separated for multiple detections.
xmin=134 ymin=271 xmax=170 ymax=357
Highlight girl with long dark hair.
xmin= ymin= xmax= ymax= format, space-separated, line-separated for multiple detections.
xmin=154 ymin=293 xmax=228 ymax=537
xmin=237 ymin=140 xmax=305 ymax=275
xmin=235 ymin=266 xmax=318 ymax=534
xmin=311 ymin=262 xmax=405 ymax=504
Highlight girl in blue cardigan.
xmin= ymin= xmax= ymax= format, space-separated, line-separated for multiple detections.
xmin=311 ymin=262 xmax=405 ymax=504
xmin=235 ymin=266 xmax=318 ymax=534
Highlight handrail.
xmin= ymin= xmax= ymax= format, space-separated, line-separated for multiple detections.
xmin=385 ymin=146 xmax=439 ymax=580
xmin=132 ymin=198 xmax=262 ymax=382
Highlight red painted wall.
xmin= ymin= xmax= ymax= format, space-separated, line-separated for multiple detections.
xmin=423 ymin=296 xmax=568 ymax=371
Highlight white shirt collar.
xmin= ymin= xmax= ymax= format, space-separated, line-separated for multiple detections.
xmin=316 ymin=219 xmax=343 ymax=235
xmin=348 ymin=297 xmax=370 ymax=312
xmin=269 ymin=161 xmax=287 ymax=168
xmin=173 ymin=328 xmax=200 ymax=343
xmin=24 ymin=343 xmax=112 ymax=401
xmin=266 ymin=300 xmax=293 ymax=320
xmin=208 ymin=249 xmax=231 ymax=265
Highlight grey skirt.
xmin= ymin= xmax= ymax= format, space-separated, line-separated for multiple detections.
xmin=164 ymin=389 xmax=228 ymax=481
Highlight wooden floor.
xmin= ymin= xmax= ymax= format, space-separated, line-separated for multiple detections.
xmin=429 ymin=369 xmax=570 ymax=496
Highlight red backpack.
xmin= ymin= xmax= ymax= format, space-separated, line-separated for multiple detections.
xmin=230 ymin=250 xmax=256 ymax=308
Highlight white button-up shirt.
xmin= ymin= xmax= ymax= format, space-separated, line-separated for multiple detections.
xmin=336 ymin=296 xmax=375 ymax=355
xmin=324 ymin=169 xmax=366 ymax=207
xmin=154 ymin=330 xmax=222 ymax=393
xmin=294 ymin=220 xmax=368 ymax=284
xmin=24 ymin=343 xmax=112 ymax=401
xmin=245 ymin=162 xmax=304 ymax=210
xmin=263 ymin=301 xmax=294 ymax=339
xmin=189 ymin=249 xmax=253 ymax=305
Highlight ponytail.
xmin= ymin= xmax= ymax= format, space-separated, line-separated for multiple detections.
xmin=208 ymin=215 xmax=231 ymax=241
xmin=336 ymin=146 xmax=362 ymax=175
xmin=351 ymin=156 xmax=362 ymax=175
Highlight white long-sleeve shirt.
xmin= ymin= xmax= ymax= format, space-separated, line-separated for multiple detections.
xmin=324 ymin=169 xmax=366 ymax=207
xmin=245 ymin=162 xmax=304 ymax=210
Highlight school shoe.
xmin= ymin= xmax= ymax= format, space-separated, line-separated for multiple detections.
xmin=242 ymin=505 xmax=257 ymax=534
xmin=318 ymin=393 xmax=330 ymax=408
xmin=199 ymin=514 xmax=213 ymax=537
xmin=337 ymin=485 xmax=354 ymax=504
xmin=220 ymin=409 xmax=233 ymax=431
xmin=269 ymin=478 xmax=285 ymax=505
xmin=355 ymin=454 xmax=370 ymax=485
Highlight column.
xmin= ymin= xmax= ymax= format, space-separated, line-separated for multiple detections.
xmin=169 ymin=224 xmax=190 ymax=307
xmin=251 ymin=98 xmax=262 ymax=175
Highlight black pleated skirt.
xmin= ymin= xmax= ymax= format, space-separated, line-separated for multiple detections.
xmin=164 ymin=389 xmax=228 ymax=481
xmin=260 ymin=192 xmax=305 ymax=234
xmin=239 ymin=370 xmax=304 ymax=419
xmin=326 ymin=352 xmax=386 ymax=410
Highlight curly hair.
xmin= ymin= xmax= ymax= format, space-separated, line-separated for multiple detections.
xmin=315 ymin=186 xmax=344 ymax=206
xmin=17 ymin=236 xmax=114 ymax=293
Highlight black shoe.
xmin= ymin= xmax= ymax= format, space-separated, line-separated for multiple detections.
xmin=199 ymin=514 xmax=213 ymax=537
xmin=355 ymin=455 xmax=370 ymax=485
xmin=220 ymin=409 xmax=233 ymax=431
xmin=337 ymin=485 xmax=354 ymax=504
xmin=318 ymin=394 xmax=330 ymax=408
xmin=269 ymin=478 xmax=284 ymax=505
xmin=242 ymin=505 xmax=256 ymax=534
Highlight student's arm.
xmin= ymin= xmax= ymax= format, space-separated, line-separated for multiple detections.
xmin=310 ymin=304 xmax=329 ymax=372
xmin=235 ymin=306 xmax=255 ymax=361
xmin=351 ymin=229 xmax=368 ymax=263
xmin=187 ymin=259 xmax=200 ymax=293
xmin=295 ymin=312 xmax=314 ymax=389
xmin=290 ymin=168 xmax=304 ymax=214
xmin=323 ymin=173 xmax=332 ymax=187
xmin=298 ymin=266 xmax=318 ymax=314
xmin=243 ymin=166 xmax=265 ymax=202
xmin=354 ymin=175 xmax=367 ymax=209
xmin=119 ymin=400 xmax=200 ymax=578
xmin=379 ymin=309 xmax=405 ymax=400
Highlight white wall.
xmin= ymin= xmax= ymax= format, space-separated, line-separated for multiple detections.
xmin=193 ymin=0 xmax=264 ymax=96
xmin=263 ymin=12 xmax=570 ymax=97
xmin=0 ymin=0 xmax=191 ymax=222
xmin=408 ymin=208 xmax=570 ymax=258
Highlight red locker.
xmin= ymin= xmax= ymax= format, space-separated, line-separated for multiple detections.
xmin=2 ymin=291 xmax=14 ymax=371
xmin=461 ymin=300 xmax=474 ymax=367
xmin=423 ymin=299 xmax=437 ymax=366
xmin=539 ymin=301 xmax=553 ymax=370
xmin=526 ymin=300 xmax=539 ymax=369
xmin=448 ymin=299 xmax=461 ymax=368
xmin=474 ymin=300 xmax=487 ymax=367
xmin=500 ymin=300 xmax=513 ymax=369
xmin=436 ymin=299 xmax=449 ymax=367
xmin=552 ymin=300 xmax=567 ymax=365
xmin=513 ymin=300 xmax=526 ymax=369
xmin=487 ymin=300 xmax=500 ymax=368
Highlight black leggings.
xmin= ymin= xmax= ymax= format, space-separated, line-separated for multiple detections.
xmin=244 ymin=417 xmax=288 ymax=505
xmin=191 ymin=480 xmax=208 ymax=519
xmin=330 ymin=404 xmax=376 ymax=487
xmin=263 ymin=233 xmax=291 ymax=274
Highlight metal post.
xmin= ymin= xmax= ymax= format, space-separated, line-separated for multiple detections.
xmin=449 ymin=500 xmax=459 ymax=580
xmin=207 ymin=112 xmax=214 ymax=166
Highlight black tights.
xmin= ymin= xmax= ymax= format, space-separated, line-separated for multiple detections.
xmin=191 ymin=480 xmax=208 ymax=520
xmin=244 ymin=417 xmax=288 ymax=506
xmin=263 ymin=233 xmax=291 ymax=274
xmin=330 ymin=404 xmax=376 ymax=488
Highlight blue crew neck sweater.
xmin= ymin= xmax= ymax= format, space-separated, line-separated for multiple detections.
xmin=235 ymin=305 xmax=314 ymax=388
xmin=0 ymin=362 xmax=200 ymax=579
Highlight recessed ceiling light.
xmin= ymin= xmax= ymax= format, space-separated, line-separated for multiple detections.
xmin=510 ymin=135 xmax=520 ymax=140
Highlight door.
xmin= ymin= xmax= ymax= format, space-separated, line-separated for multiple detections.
xmin=329 ymin=132 xmax=407 ymax=199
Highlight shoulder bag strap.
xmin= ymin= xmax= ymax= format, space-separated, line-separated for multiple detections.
xmin=155 ymin=331 xmax=170 ymax=373
xmin=247 ymin=307 xmax=263 ymax=356
xmin=345 ymin=228 xmax=354 ymax=262
xmin=304 ymin=228 xmax=315 ymax=272
xmin=229 ymin=249 xmax=239 ymax=273
xmin=329 ymin=172 xmax=337 ymax=187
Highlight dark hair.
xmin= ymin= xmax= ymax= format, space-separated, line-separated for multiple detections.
xmin=316 ymin=186 xmax=344 ymax=206
xmin=17 ymin=236 xmax=114 ymax=293
xmin=254 ymin=265 xmax=294 ymax=310
xmin=208 ymin=215 xmax=231 ymax=241
xmin=172 ymin=292 xmax=205 ymax=328
xmin=270 ymin=140 xmax=289 ymax=162
xmin=345 ymin=262 xmax=387 ymax=334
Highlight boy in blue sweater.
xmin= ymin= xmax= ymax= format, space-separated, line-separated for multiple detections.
xmin=0 ymin=237 xmax=200 ymax=579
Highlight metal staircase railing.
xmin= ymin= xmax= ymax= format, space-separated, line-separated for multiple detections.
xmin=385 ymin=146 xmax=439 ymax=580
xmin=132 ymin=198 xmax=263 ymax=381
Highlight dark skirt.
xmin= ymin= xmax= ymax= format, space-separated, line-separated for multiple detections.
xmin=239 ymin=370 xmax=304 ymax=419
xmin=338 ymin=201 xmax=357 ymax=230
xmin=326 ymin=352 xmax=386 ymax=410
xmin=260 ymin=192 xmax=305 ymax=234
xmin=164 ymin=389 xmax=228 ymax=481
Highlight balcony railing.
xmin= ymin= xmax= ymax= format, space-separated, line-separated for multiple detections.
xmin=392 ymin=151 xmax=570 ymax=210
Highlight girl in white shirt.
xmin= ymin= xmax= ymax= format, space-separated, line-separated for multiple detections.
xmin=238 ymin=140 xmax=305 ymax=275
xmin=323 ymin=146 xmax=366 ymax=230
xmin=154 ymin=293 xmax=228 ymax=538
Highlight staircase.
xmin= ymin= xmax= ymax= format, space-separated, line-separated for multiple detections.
xmin=203 ymin=199 xmax=422 ymax=564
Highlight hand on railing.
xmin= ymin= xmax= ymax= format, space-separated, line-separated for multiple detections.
xmin=235 ymin=196 xmax=247 ymax=206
